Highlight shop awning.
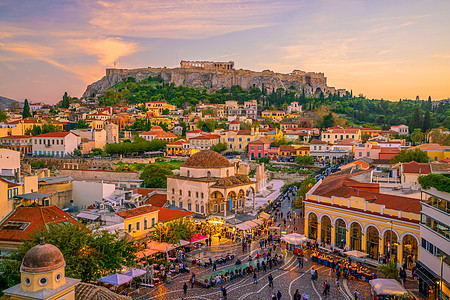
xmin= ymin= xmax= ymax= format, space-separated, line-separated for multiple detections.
xmin=147 ymin=241 xmax=174 ymax=252
xmin=189 ymin=233 xmax=208 ymax=243
xmin=369 ymin=279 xmax=408 ymax=296
xmin=136 ymin=249 xmax=158 ymax=258
xmin=123 ymin=268 xmax=146 ymax=278
xmin=178 ymin=240 xmax=190 ymax=247
xmin=280 ymin=233 xmax=307 ymax=245
xmin=253 ymin=219 xmax=263 ymax=225
xmin=101 ymin=274 xmax=133 ymax=285
xmin=235 ymin=223 xmax=251 ymax=230
xmin=244 ymin=220 xmax=258 ymax=228
xmin=344 ymin=250 xmax=369 ymax=258
xmin=259 ymin=212 xmax=271 ymax=220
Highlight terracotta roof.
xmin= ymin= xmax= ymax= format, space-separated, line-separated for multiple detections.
xmin=167 ymin=139 xmax=188 ymax=146
xmin=188 ymin=129 xmax=205 ymax=134
xmin=229 ymin=120 xmax=240 ymax=124
xmin=310 ymin=139 xmax=328 ymax=145
xmin=76 ymin=282 xmax=130 ymax=300
xmin=380 ymin=147 xmax=399 ymax=154
xmin=0 ymin=135 xmax=32 ymax=139
xmin=190 ymin=134 xmax=220 ymax=140
xmin=279 ymin=145 xmax=295 ymax=151
xmin=0 ymin=205 xmax=76 ymax=242
xmin=313 ymin=174 xmax=421 ymax=213
xmin=410 ymin=143 xmax=449 ymax=151
xmin=115 ymin=205 xmax=159 ymax=219
xmin=33 ymin=132 xmax=78 ymax=138
xmin=181 ymin=150 xmax=232 ymax=168
xmin=403 ymin=161 xmax=431 ymax=174
xmin=237 ymin=130 xmax=251 ymax=135
xmin=22 ymin=243 xmax=65 ymax=273
xmin=157 ymin=207 xmax=194 ymax=222
xmin=127 ymin=188 xmax=155 ymax=196
xmin=144 ymin=193 xmax=167 ymax=207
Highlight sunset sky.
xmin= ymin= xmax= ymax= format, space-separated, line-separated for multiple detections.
xmin=0 ymin=0 xmax=449 ymax=103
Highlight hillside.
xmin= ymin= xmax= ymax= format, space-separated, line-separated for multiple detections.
xmin=83 ymin=63 xmax=345 ymax=99
xmin=0 ymin=96 xmax=20 ymax=110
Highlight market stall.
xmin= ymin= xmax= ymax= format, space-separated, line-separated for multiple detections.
xmin=369 ymin=278 xmax=408 ymax=299
xmin=281 ymin=233 xmax=307 ymax=252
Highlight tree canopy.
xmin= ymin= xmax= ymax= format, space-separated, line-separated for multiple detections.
xmin=211 ymin=142 xmax=227 ymax=153
xmin=140 ymin=164 xmax=173 ymax=188
xmin=391 ymin=148 xmax=428 ymax=164
xmin=295 ymin=155 xmax=315 ymax=166
xmin=418 ymin=173 xmax=450 ymax=193
xmin=22 ymin=99 xmax=32 ymax=118
xmin=105 ymin=139 xmax=167 ymax=156
xmin=0 ymin=222 xmax=139 ymax=288
xmin=151 ymin=218 xmax=195 ymax=245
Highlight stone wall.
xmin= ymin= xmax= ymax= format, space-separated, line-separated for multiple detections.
xmin=22 ymin=157 xmax=155 ymax=170
xmin=84 ymin=64 xmax=343 ymax=99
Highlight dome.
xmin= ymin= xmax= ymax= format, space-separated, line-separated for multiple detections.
xmin=21 ymin=243 xmax=65 ymax=273
xmin=150 ymin=125 xmax=163 ymax=131
xmin=181 ymin=150 xmax=232 ymax=168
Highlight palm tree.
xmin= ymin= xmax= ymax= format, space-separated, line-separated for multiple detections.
xmin=377 ymin=260 xmax=399 ymax=280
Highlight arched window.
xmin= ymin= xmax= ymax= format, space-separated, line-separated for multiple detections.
xmin=226 ymin=170 xmax=229 ymax=177
xmin=179 ymin=189 xmax=182 ymax=195
xmin=350 ymin=223 xmax=362 ymax=251
xmin=321 ymin=216 xmax=332 ymax=244
xmin=187 ymin=170 xmax=190 ymax=177
xmin=308 ymin=213 xmax=318 ymax=239
xmin=207 ymin=171 xmax=211 ymax=177
xmin=335 ymin=219 xmax=346 ymax=249
xmin=402 ymin=235 xmax=418 ymax=270
xmin=366 ymin=226 xmax=379 ymax=259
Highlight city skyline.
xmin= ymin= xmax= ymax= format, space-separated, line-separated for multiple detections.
xmin=0 ymin=0 xmax=449 ymax=103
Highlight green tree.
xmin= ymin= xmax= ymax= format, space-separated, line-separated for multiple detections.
xmin=77 ymin=119 xmax=90 ymax=129
xmin=418 ymin=173 xmax=450 ymax=193
xmin=152 ymin=218 xmax=196 ymax=245
xmin=391 ymin=148 xmax=429 ymax=164
xmin=162 ymin=108 xmax=170 ymax=115
xmin=410 ymin=129 xmax=425 ymax=145
xmin=422 ymin=110 xmax=431 ymax=132
xmin=22 ymin=99 xmax=32 ymax=118
xmin=318 ymin=112 xmax=335 ymax=129
xmin=116 ymin=164 xmax=135 ymax=171
xmin=61 ymin=92 xmax=70 ymax=109
xmin=361 ymin=133 xmax=371 ymax=143
xmin=409 ymin=107 xmax=422 ymax=132
xmin=41 ymin=123 xmax=58 ymax=134
xmin=211 ymin=142 xmax=228 ymax=153
xmin=73 ymin=149 xmax=82 ymax=157
xmin=378 ymin=260 xmax=399 ymax=280
xmin=140 ymin=164 xmax=173 ymax=188
xmin=30 ymin=160 xmax=46 ymax=169
xmin=256 ymin=157 xmax=270 ymax=164
xmin=0 ymin=222 xmax=139 ymax=285
xmin=0 ymin=110 xmax=7 ymax=122
xmin=91 ymin=148 xmax=105 ymax=157
xmin=295 ymin=155 xmax=314 ymax=166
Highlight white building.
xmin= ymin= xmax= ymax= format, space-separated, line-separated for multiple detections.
xmin=72 ymin=181 xmax=116 ymax=209
xmin=287 ymin=101 xmax=302 ymax=114
xmin=70 ymin=128 xmax=106 ymax=149
xmin=32 ymin=132 xmax=81 ymax=157
xmin=0 ymin=149 xmax=20 ymax=177
xmin=417 ymin=188 xmax=450 ymax=299
xmin=391 ymin=124 xmax=409 ymax=136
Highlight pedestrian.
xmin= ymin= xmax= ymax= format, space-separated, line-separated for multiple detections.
xmin=272 ymin=293 xmax=277 ymax=300
xmin=268 ymin=274 xmax=273 ymax=287
xmin=218 ymin=235 xmax=221 ymax=243
xmin=183 ymin=282 xmax=188 ymax=297
xmin=354 ymin=289 xmax=359 ymax=300
xmin=222 ymin=286 xmax=227 ymax=300
xmin=314 ymin=269 xmax=318 ymax=281
xmin=253 ymin=271 xmax=257 ymax=284
xmin=213 ymin=262 xmax=217 ymax=271
xmin=322 ymin=282 xmax=327 ymax=295
xmin=277 ymin=290 xmax=282 ymax=300
xmin=294 ymin=289 xmax=300 ymax=300
xmin=191 ymin=275 xmax=195 ymax=288
xmin=326 ymin=281 xmax=330 ymax=295
xmin=336 ymin=280 xmax=340 ymax=292
xmin=311 ymin=268 xmax=315 ymax=280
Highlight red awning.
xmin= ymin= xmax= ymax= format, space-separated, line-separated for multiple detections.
xmin=189 ymin=233 xmax=208 ymax=243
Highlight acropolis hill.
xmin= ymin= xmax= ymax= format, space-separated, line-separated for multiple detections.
xmin=82 ymin=60 xmax=345 ymax=99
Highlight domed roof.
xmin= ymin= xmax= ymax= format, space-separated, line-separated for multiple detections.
xmin=151 ymin=125 xmax=163 ymax=131
xmin=21 ymin=243 xmax=65 ymax=273
xmin=181 ymin=150 xmax=232 ymax=168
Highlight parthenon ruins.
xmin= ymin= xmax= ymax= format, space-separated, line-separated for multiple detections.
xmin=180 ymin=60 xmax=234 ymax=70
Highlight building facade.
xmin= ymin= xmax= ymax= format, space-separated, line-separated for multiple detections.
xmin=0 ymin=135 xmax=32 ymax=155
xmin=32 ymin=132 xmax=81 ymax=157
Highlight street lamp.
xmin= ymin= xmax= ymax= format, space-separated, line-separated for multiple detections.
xmin=437 ymin=254 xmax=445 ymax=300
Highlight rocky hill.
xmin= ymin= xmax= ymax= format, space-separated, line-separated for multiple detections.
xmin=83 ymin=62 xmax=345 ymax=99
xmin=0 ymin=96 xmax=20 ymax=110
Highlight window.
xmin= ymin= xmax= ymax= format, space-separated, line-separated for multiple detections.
xmin=258 ymin=146 xmax=261 ymax=150
xmin=220 ymin=203 xmax=224 ymax=211
xmin=172 ymin=188 xmax=174 ymax=194
xmin=196 ymin=192 xmax=199 ymax=198
xmin=151 ymin=218 xmax=155 ymax=226
xmin=128 ymin=224 xmax=132 ymax=232
xmin=367 ymin=152 xmax=370 ymax=157
xmin=136 ymin=222 xmax=140 ymax=231
xmin=188 ymin=191 xmax=191 ymax=197
xmin=144 ymin=219 xmax=148 ymax=229
xmin=179 ymin=190 xmax=182 ymax=195
xmin=7 ymin=189 xmax=12 ymax=199
xmin=251 ymin=146 xmax=254 ymax=150
xmin=213 ymin=205 xmax=217 ymax=212
xmin=179 ymin=202 xmax=183 ymax=209
xmin=52 ymin=139 xmax=55 ymax=144
xmin=239 ymin=138 xmax=242 ymax=142
xmin=359 ymin=152 xmax=362 ymax=157
xmin=201 ymin=206 xmax=204 ymax=213
xmin=201 ymin=193 xmax=204 ymax=198
xmin=188 ymin=203 xmax=192 ymax=210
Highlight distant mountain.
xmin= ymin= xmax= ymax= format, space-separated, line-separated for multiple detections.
xmin=0 ymin=96 xmax=21 ymax=110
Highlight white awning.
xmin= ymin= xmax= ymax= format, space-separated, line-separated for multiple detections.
xmin=244 ymin=220 xmax=258 ymax=228
xmin=235 ymin=223 xmax=251 ymax=231
xmin=76 ymin=212 xmax=100 ymax=221
xmin=253 ymin=219 xmax=263 ymax=225
xmin=259 ymin=212 xmax=271 ymax=220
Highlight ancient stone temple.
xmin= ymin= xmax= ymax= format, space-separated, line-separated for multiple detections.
xmin=180 ymin=60 xmax=234 ymax=70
